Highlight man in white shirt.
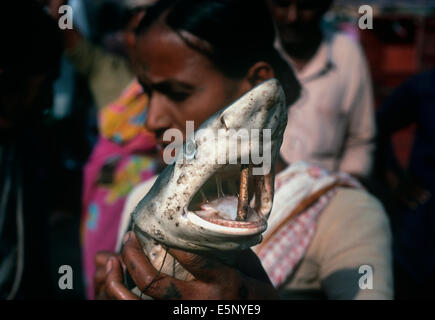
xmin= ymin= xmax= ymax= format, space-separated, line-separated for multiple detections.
xmin=268 ymin=0 xmax=376 ymax=179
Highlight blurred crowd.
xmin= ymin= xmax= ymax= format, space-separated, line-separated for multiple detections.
xmin=0 ymin=0 xmax=434 ymax=300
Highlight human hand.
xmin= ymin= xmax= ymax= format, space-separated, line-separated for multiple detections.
xmin=94 ymin=251 xmax=123 ymax=300
xmin=102 ymin=231 xmax=279 ymax=300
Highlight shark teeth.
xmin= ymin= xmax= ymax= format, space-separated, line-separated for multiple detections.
xmin=186 ymin=209 xmax=267 ymax=236
xmin=190 ymin=195 xmax=266 ymax=235
xmin=186 ymin=164 xmax=271 ymax=233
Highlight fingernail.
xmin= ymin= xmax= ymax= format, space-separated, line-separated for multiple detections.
xmin=123 ymin=232 xmax=131 ymax=244
xmin=106 ymin=258 xmax=113 ymax=274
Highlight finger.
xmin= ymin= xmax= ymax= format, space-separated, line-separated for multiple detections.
xmin=122 ymin=232 xmax=190 ymax=299
xmin=95 ymin=251 xmax=118 ymax=267
xmin=96 ymin=251 xmax=126 ymax=273
xmin=167 ymin=248 xmax=226 ymax=281
xmin=121 ymin=231 xmax=163 ymax=286
xmin=168 ymin=248 xmax=271 ymax=284
xmin=94 ymin=265 xmax=108 ymax=296
xmin=95 ymin=253 xmax=116 ymax=297
xmin=105 ymin=257 xmax=139 ymax=300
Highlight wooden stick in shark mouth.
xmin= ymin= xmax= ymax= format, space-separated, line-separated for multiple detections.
xmin=237 ymin=164 xmax=251 ymax=221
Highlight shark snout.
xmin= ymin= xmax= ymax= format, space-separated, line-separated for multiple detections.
xmin=219 ymin=79 xmax=285 ymax=132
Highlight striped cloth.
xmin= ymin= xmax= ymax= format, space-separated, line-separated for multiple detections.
xmin=254 ymin=162 xmax=361 ymax=287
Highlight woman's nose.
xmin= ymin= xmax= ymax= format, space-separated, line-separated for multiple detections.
xmin=145 ymin=94 xmax=172 ymax=132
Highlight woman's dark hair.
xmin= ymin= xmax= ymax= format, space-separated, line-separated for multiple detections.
xmin=135 ymin=0 xmax=301 ymax=105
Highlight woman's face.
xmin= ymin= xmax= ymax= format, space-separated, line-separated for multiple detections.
xmin=134 ymin=24 xmax=249 ymax=153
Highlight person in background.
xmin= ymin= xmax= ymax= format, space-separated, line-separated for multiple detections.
xmin=95 ymin=0 xmax=392 ymax=300
xmin=375 ymin=69 xmax=435 ymax=299
xmin=268 ymin=0 xmax=376 ymax=181
xmin=49 ymin=0 xmax=158 ymax=109
xmin=48 ymin=0 xmax=160 ymax=298
xmin=0 ymin=1 xmax=62 ymax=299
xmin=80 ymin=80 xmax=158 ymax=299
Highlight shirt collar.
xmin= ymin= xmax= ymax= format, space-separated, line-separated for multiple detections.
xmin=275 ymin=31 xmax=335 ymax=83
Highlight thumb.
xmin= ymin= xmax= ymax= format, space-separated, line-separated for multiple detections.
xmin=167 ymin=248 xmax=232 ymax=282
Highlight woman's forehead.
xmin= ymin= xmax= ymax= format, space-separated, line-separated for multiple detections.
xmin=135 ymin=24 xmax=216 ymax=84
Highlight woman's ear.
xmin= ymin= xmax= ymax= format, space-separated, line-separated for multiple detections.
xmin=235 ymin=61 xmax=276 ymax=97
xmin=246 ymin=61 xmax=275 ymax=87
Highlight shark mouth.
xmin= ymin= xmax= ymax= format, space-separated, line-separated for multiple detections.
xmin=185 ymin=164 xmax=273 ymax=236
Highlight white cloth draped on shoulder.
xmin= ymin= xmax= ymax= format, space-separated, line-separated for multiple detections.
xmin=253 ymin=161 xmax=361 ymax=287
xmin=116 ymin=161 xmax=361 ymax=288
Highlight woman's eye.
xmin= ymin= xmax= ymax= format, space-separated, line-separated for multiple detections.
xmin=144 ymin=87 xmax=152 ymax=96
xmin=167 ymin=91 xmax=190 ymax=102
xmin=138 ymin=81 xmax=152 ymax=96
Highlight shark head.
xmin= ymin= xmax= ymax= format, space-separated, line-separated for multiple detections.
xmin=132 ymin=79 xmax=288 ymax=253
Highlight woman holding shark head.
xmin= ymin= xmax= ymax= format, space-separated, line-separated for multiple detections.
xmin=95 ymin=0 xmax=393 ymax=300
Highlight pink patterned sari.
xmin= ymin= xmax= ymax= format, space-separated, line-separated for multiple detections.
xmin=81 ymin=80 xmax=157 ymax=299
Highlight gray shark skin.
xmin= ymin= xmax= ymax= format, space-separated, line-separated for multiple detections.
xmin=130 ymin=79 xmax=288 ymax=281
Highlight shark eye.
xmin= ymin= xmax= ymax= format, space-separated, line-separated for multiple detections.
xmin=184 ymin=137 xmax=197 ymax=161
